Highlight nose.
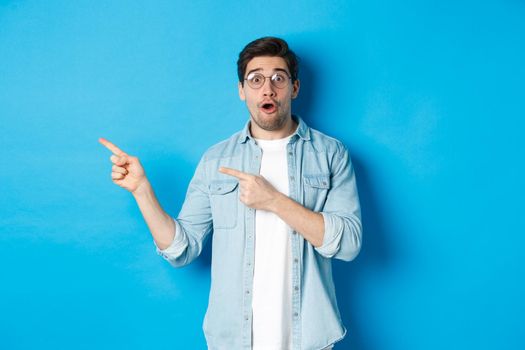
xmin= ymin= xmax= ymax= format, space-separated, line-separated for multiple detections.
xmin=261 ymin=77 xmax=276 ymax=97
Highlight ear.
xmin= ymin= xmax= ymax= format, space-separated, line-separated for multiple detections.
xmin=238 ymin=81 xmax=246 ymax=101
xmin=291 ymin=79 xmax=300 ymax=99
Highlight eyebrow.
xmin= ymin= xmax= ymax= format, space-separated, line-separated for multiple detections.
xmin=246 ymin=67 xmax=290 ymax=77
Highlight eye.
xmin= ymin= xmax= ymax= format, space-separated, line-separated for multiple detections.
xmin=273 ymin=74 xmax=285 ymax=82
xmin=248 ymin=73 xmax=263 ymax=84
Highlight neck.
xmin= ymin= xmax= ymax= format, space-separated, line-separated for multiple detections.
xmin=250 ymin=115 xmax=297 ymax=140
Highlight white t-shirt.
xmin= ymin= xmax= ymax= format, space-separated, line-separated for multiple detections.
xmin=252 ymin=135 xmax=293 ymax=350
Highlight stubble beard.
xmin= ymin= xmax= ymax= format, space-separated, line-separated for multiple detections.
xmin=250 ymin=104 xmax=290 ymax=132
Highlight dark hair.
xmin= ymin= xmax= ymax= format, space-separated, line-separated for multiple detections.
xmin=237 ymin=36 xmax=299 ymax=86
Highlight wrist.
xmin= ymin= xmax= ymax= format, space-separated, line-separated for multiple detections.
xmin=268 ymin=191 xmax=288 ymax=213
xmin=132 ymin=178 xmax=152 ymax=198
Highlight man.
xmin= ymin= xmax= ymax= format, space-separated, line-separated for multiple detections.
xmin=100 ymin=37 xmax=362 ymax=350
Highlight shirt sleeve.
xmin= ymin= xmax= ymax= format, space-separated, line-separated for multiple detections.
xmin=154 ymin=156 xmax=213 ymax=267
xmin=154 ymin=218 xmax=188 ymax=259
xmin=314 ymin=145 xmax=362 ymax=261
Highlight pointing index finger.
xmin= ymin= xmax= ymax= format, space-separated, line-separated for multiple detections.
xmin=219 ymin=167 xmax=249 ymax=180
xmin=99 ymin=137 xmax=125 ymax=156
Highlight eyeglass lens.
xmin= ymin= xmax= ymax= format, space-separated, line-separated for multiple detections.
xmin=246 ymin=73 xmax=289 ymax=89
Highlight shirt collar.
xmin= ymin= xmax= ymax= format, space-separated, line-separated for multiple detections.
xmin=237 ymin=114 xmax=311 ymax=144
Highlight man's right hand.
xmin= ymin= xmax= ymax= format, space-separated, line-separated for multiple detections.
xmin=99 ymin=138 xmax=148 ymax=194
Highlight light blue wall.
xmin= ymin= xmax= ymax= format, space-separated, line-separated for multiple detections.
xmin=1 ymin=1 xmax=524 ymax=349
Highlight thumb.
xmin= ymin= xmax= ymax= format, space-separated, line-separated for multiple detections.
xmin=116 ymin=155 xmax=129 ymax=166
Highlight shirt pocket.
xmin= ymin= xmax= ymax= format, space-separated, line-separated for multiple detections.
xmin=209 ymin=180 xmax=239 ymax=229
xmin=303 ymin=174 xmax=331 ymax=210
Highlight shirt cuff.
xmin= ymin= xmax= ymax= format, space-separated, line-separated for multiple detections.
xmin=314 ymin=212 xmax=343 ymax=258
xmin=154 ymin=218 xmax=188 ymax=260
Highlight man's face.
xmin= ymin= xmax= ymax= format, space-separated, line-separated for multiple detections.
xmin=238 ymin=56 xmax=300 ymax=133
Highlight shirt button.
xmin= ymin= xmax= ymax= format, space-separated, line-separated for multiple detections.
xmin=294 ymin=286 xmax=299 ymax=291
xmin=290 ymin=176 xmax=295 ymax=181
xmin=245 ymin=316 xmax=249 ymax=321
xmin=288 ymin=152 xmax=293 ymax=156
xmin=294 ymin=258 xmax=298 ymax=263
xmin=292 ymin=231 xmax=297 ymax=235
xmin=246 ymin=290 xmax=250 ymax=294
xmin=294 ymin=312 xmax=299 ymax=317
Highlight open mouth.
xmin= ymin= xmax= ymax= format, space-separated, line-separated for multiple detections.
xmin=260 ymin=102 xmax=277 ymax=114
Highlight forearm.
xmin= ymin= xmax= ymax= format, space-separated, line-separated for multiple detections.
xmin=132 ymin=180 xmax=176 ymax=250
xmin=270 ymin=193 xmax=324 ymax=247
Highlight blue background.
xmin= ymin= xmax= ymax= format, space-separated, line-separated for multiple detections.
xmin=1 ymin=1 xmax=524 ymax=349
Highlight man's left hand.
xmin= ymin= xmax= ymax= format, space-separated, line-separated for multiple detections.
xmin=218 ymin=167 xmax=282 ymax=212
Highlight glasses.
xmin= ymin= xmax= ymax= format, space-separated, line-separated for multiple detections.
xmin=244 ymin=72 xmax=292 ymax=89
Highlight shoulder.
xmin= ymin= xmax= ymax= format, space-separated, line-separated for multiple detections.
xmin=307 ymin=127 xmax=348 ymax=158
